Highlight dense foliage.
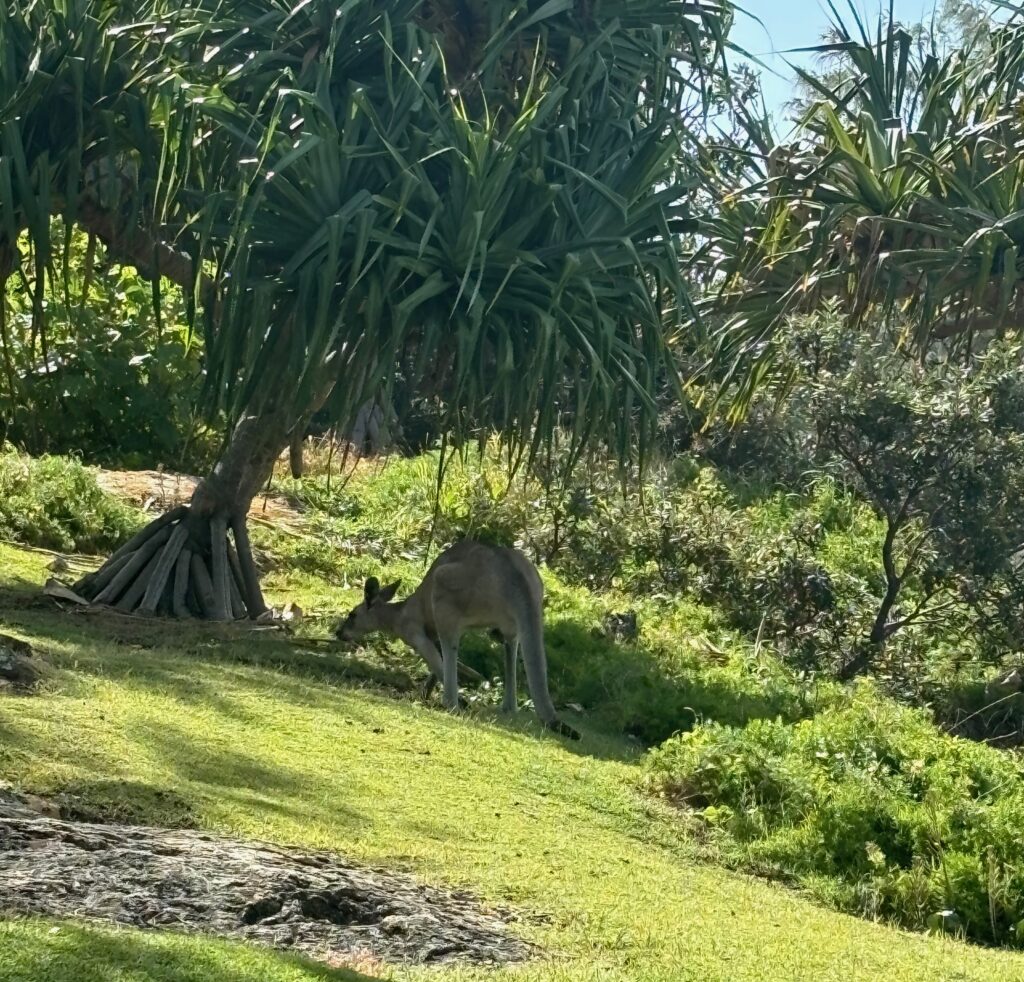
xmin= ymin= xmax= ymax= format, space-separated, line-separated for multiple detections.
xmin=0 ymin=0 xmax=733 ymax=472
xmin=645 ymin=688 xmax=1024 ymax=947
xmin=702 ymin=3 xmax=1024 ymax=414
xmin=1 ymin=224 xmax=209 ymax=469
xmin=0 ymin=447 xmax=140 ymax=553
xmin=808 ymin=328 xmax=1024 ymax=669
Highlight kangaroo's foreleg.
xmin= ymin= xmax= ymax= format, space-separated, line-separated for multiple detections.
xmin=502 ymin=637 xmax=519 ymax=713
xmin=408 ymin=632 xmax=471 ymax=708
xmin=407 ymin=629 xmax=444 ymax=694
xmin=437 ymin=630 xmax=462 ymax=712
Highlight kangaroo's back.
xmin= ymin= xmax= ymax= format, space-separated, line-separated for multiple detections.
xmin=422 ymin=541 xmax=539 ymax=624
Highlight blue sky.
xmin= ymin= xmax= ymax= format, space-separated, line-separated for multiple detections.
xmin=730 ymin=1 xmax=944 ymax=123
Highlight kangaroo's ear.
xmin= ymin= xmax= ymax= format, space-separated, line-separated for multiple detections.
xmin=379 ymin=580 xmax=401 ymax=604
xmin=364 ymin=577 xmax=381 ymax=605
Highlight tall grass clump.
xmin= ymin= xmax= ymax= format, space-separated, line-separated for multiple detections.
xmin=0 ymin=447 xmax=141 ymax=553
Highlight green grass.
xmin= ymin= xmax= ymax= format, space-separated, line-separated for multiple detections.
xmin=0 ymin=447 xmax=143 ymax=553
xmin=0 ymin=920 xmax=374 ymax=982
xmin=2 ymin=542 xmax=1024 ymax=980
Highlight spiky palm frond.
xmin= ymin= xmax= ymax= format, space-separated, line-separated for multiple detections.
xmin=2 ymin=0 xmax=729 ymax=466
xmin=156 ymin=0 xmax=728 ymax=463
xmin=701 ymin=0 xmax=1024 ymax=419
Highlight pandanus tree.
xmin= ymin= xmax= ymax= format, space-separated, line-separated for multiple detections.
xmin=1 ymin=0 xmax=730 ymax=618
xmin=692 ymin=0 xmax=1024 ymax=674
xmin=699 ymin=0 xmax=1024 ymax=416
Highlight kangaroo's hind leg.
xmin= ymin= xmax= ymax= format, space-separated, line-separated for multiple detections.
xmin=501 ymin=636 xmax=519 ymax=713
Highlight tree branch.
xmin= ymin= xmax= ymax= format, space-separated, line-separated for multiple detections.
xmin=75 ymin=202 xmax=214 ymax=304
xmin=900 ymin=524 xmax=936 ymax=580
xmin=886 ymin=598 xmax=957 ymax=635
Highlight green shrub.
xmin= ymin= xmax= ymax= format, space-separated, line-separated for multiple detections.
xmin=923 ymin=667 xmax=1024 ymax=749
xmin=2 ymin=221 xmax=214 ymax=471
xmin=0 ymin=448 xmax=142 ymax=553
xmin=643 ymin=685 xmax=1024 ymax=946
xmin=269 ymin=449 xmax=890 ymax=675
xmin=540 ymin=581 xmax=813 ymax=744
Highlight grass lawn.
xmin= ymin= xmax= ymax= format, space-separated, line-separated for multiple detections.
xmin=1 ymin=541 xmax=1023 ymax=981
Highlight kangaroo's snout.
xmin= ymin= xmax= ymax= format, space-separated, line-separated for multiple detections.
xmin=333 ymin=617 xmax=355 ymax=643
xmin=333 ymin=608 xmax=359 ymax=643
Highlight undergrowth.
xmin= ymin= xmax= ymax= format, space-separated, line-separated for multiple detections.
xmin=268 ymin=447 xmax=1018 ymax=701
xmin=0 ymin=447 xmax=141 ymax=553
xmin=644 ymin=685 xmax=1024 ymax=948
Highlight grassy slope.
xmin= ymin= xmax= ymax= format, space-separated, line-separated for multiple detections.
xmin=1 ymin=542 xmax=1023 ymax=982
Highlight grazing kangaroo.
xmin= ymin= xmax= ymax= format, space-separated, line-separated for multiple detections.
xmin=334 ymin=540 xmax=580 ymax=739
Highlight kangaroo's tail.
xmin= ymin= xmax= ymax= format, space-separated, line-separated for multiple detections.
xmin=517 ymin=601 xmax=581 ymax=741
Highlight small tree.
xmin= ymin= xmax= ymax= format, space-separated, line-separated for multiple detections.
xmin=784 ymin=316 xmax=1024 ymax=678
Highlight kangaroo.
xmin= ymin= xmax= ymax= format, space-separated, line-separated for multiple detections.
xmin=334 ymin=540 xmax=580 ymax=739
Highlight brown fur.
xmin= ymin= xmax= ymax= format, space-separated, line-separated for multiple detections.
xmin=335 ymin=540 xmax=579 ymax=739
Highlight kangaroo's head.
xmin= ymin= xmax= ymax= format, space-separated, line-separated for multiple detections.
xmin=334 ymin=576 xmax=402 ymax=642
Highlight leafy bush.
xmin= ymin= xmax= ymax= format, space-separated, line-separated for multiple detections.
xmin=923 ymin=667 xmax=1024 ymax=749
xmin=644 ymin=686 xmax=1024 ymax=946
xmin=0 ymin=448 xmax=142 ymax=553
xmin=620 ymin=474 xmax=883 ymax=672
xmin=2 ymin=222 xmax=214 ymax=471
xmin=540 ymin=581 xmax=813 ymax=744
xmin=270 ymin=448 xmax=886 ymax=675
xmin=759 ymin=315 xmax=1024 ymax=677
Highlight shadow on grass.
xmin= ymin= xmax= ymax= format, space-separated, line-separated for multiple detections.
xmin=57 ymin=778 xmax=200 ymax=827
xmin=0 ymin=577 xmax=46 ymax=606
xmin=130 ymin=717 xmax=358 ymax=824
xmin=544 ymin=619 xmax=811 ymax=748
xmin=0 ymin=601 xmax=811 ymax=765
xmin=0 ymin=917 xmax=381 ymax=982
xmin=2 ymin=605 xmax=415 ymax=698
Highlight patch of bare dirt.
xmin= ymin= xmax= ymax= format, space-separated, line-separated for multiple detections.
xmin=0 ymin=811 xmax=538 ymax=967
xmin=94 ymin=468 xmax=302 ymax=527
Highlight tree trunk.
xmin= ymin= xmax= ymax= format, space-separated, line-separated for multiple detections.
xmin=838 ymin=521 xmax=902 ymax=681
xmin=74 ymin=410 xmax=291 ymax=620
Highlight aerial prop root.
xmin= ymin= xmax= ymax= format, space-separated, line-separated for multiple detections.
xmin=73 ymin=506 xmax=266 ymax=621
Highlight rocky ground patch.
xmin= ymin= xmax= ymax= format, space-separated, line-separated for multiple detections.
xmin=0 ymin=803 xmax=537 ymax=967
xmin=0 ymin=634 xmax=47 ymax=692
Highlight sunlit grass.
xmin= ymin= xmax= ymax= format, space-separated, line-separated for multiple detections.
xmin=1 ymin=541 xmax=1023 ymax=981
